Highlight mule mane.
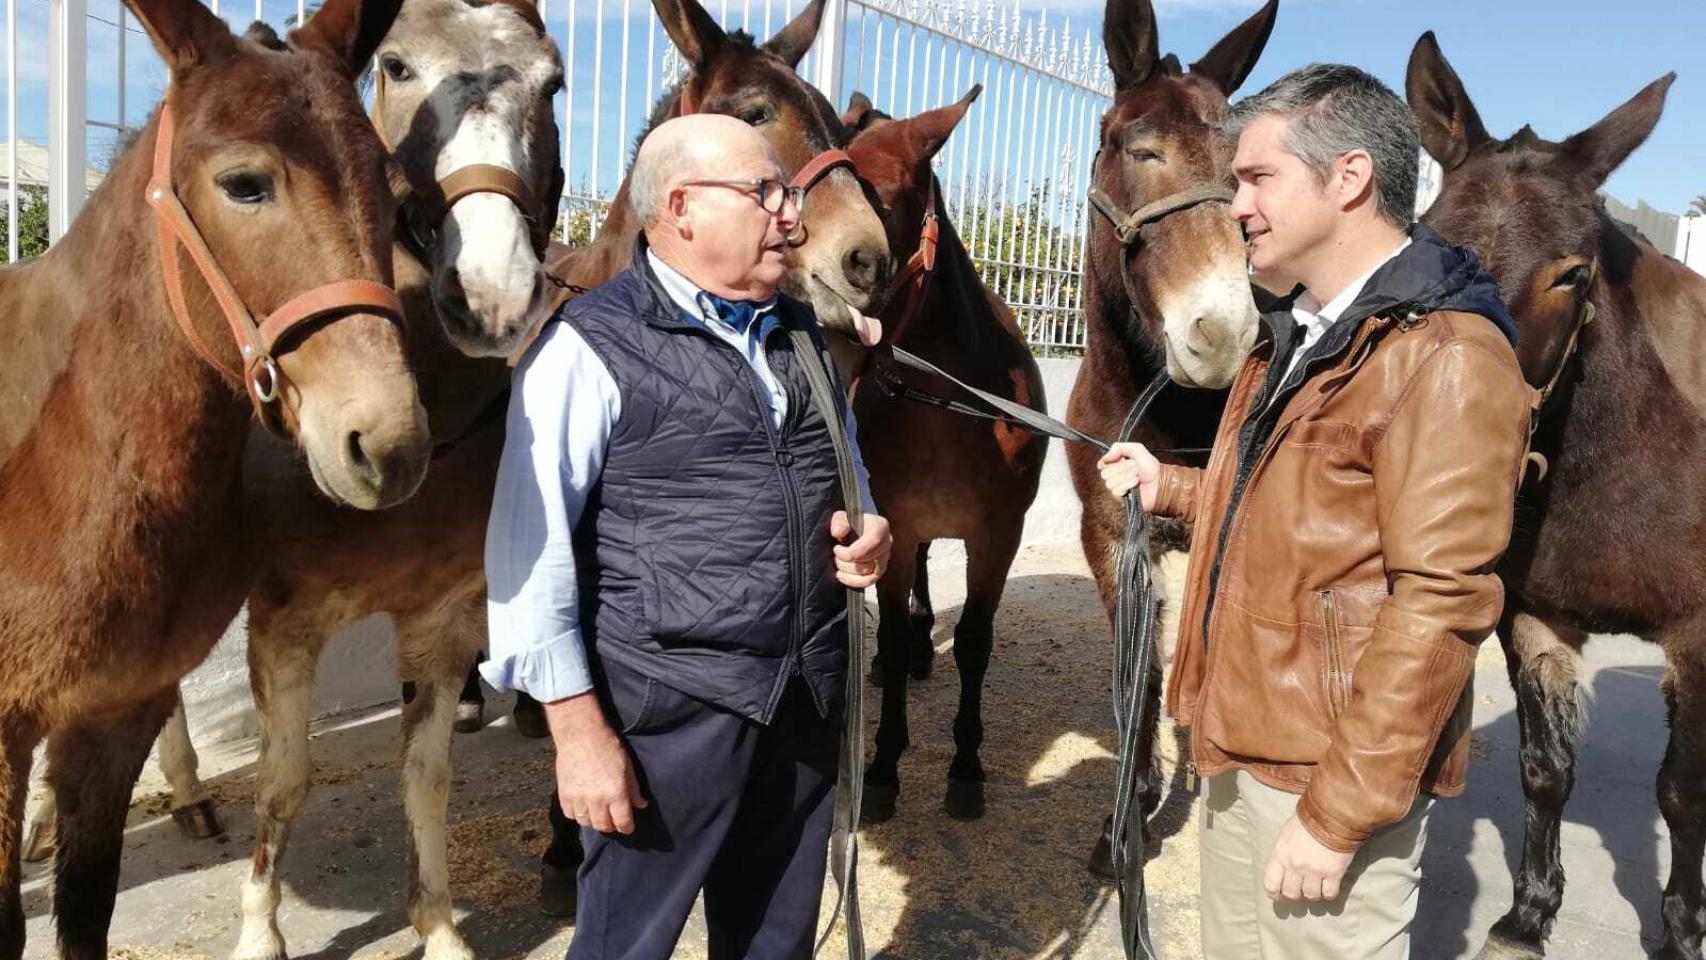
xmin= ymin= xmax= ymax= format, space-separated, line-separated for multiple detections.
xmin=247 ymin=22 xmax=288 ymax=51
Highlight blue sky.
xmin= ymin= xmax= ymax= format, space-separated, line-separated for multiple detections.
xmin=8 ymin=0 xmax=1704 ymax=213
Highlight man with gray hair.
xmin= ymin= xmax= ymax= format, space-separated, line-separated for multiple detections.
xmin=1098 ymin=64 xmax=1533 ymax=956
xmin=483 ymin=113 xmax=891 ymax=959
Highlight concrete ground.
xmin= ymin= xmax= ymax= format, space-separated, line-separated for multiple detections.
xmin=21 ymin=541 xmax=1663 ymax=959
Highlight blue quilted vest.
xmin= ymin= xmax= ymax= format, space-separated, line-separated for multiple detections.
xmin=562 ymin=245 xmax=851 ymax=723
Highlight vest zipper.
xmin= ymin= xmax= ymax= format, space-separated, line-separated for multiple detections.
xmin=705 ymin=335 xmax=809 ymax=721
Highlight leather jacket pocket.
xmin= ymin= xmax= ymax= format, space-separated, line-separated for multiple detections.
xmin=1318 ymin=590 xmax=1350 ymax=718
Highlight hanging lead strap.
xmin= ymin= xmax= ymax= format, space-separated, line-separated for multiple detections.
xmin=789 ymin=325 xmax=867 ymax=960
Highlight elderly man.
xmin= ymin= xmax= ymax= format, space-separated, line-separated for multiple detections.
xmin=483 ymin=115 xmax=893 ymax=960
xmin=1100 ymin=65 xmax=1531 ymax=957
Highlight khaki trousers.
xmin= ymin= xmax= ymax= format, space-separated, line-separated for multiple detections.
xmin=1199 ymin=770 xmax=1432 ymax=960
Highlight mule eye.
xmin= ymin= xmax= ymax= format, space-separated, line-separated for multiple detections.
xmin=738 ymin=104 xmax=774 ymax=126
xmin=381 ymin=55 xmax=413 ymax=82
xmin=1126 ymin=147 xmax=1162 ymax=163
xmin=1553 ymin=263 xmax=1592 ymax=289
xmin=217 ymin=171 xmax=274 ymax=205
xmin=545 ymin=72 xmax=565 ymax=97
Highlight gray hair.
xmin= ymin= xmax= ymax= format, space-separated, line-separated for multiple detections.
xmin=628 ymin=136 xmax=694 ymax=226
xmin=1229 ymin=63 xmax=1420 ymax=227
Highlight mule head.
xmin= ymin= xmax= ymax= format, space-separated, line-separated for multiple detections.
xmin=127 ymin=0 xmax=427 ymax=508
xmin=652 ymin=0 xmax=892 ymax=327
xmin=1086 ymin=0 xmax=1275 ymax=388
xmin=843 ymin=86 xmax=977 ymax=284
xmin=373 ymin=0 xmax=564 ymax=357
xmin=1409 ymin=31 xmax=1674 ymax=387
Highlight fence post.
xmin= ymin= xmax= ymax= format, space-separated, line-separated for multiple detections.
xmin=811 ymin=0 xmax=846 ymax=108
xmin=48 ymin=0 xmax=86 ymax=243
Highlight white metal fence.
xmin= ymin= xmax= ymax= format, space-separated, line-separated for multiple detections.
xmin=11 ymin=0 xmax=1110 ymax=349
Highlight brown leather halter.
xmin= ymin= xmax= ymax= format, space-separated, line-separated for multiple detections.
xmin=1086 ymin=175 xmax=1236 ymax=328
xmin=372 ymin=71 xmax=548 ymax=258
xmin=1521 ymin=259 xmax=1600 ymax=484
xmin=879 ymin=174 xmax=939 ymax=349
xmin=146 ymin=101 xmax=406 ymax=436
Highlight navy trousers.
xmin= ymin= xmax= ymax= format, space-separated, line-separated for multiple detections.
xmin=566 ymin=661 xmax=841 ymax=960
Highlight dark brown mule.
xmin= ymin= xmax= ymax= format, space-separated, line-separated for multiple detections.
xmin=0 ymin=0 xmax=426 ymax=953
xmin=544 ymin=0 xmax=891 ymax=328
xmin=827 ymin=88 xmax=1048 ymax=824
xmin=1062 ymin=0 xmax=1275 ymax=869
xmin=1408 ymin=34 xmax=1704 ymax=960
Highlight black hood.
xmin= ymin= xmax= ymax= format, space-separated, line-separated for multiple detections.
xmin=1334 ymin=223 xmax=1518 ymax=345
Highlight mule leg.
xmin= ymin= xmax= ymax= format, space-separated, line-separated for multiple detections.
xmin=539 ymin=789 xmax=582 ymax=919
xmin=20 ymin=760 xmax=55 ymax=865
xmin=871 ymin=542 xmax=935 ymax=687
xmin=1478 ymin=611 xmax=1589 ymax=960
xmin=909 ymin=542 xmax=935 ymax=681
xmin=158 ymin=692 xmax=222 ymax=840
xmin=1655 ymin=627 xmax=1706 ymax=960
xmin=396 ymin=603 xmax=480 ymax=960
xmin=49 ymin=694 xmax=177 ymax=960
xmin=454 ymin=655 xmax=485 ymax=734
xmin=233 ymin=615 xmax=323 ymax=960
xmin=0 ymin=718 xmax=43 ymax=960
xmin=862 ymin=537 xmax=920 ymax=824
xmin=943 ymin=528 xmax=1022 ymax=821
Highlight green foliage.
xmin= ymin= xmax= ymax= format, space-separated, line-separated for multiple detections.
xmin=0 ymin=184 xmax=51 ymax=261
xmin=1692 ymin=195 xmax=1706 ymax=217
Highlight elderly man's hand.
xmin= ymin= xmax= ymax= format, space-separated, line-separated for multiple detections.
xmin=830 ymin=511 xmax=892 ymax=589
xmin=544 ymin=692 xmax=648 ymax=835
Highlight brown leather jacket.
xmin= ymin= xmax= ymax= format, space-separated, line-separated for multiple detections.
xmin=1156 ymin=262 xmax=1534 ymax=853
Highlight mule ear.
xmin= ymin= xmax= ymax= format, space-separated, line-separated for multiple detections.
xmin=1190 ymin=0 xmax=1276 ymax=96
xmin=1104 ymin=0 xmax=1160 ymax=91
xmin=762 ymin=0 xmax=824 ymax=67
xmin=843 ymin=91 xmax=875 ymax=131
xmin=1405 ymin=32 xmax=1489 ymax=172
xmin=123 ymin=0 xmax=237 ymax=73
xmin=653 ymin=0 xmax=726 ymax=70
xmin=294 ymin=0 xmax=404 ymax=77
xmin=1561 ymin=72 xmax=1675 ymax=185
xmin=904 ymin=85 xmax=981 ymax=165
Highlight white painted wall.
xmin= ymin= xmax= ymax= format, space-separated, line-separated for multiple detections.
xmin=179 ymin=358 xmax=1091 ymax=748
xmin=1677 ymin=214 xmax=1706 ymax=276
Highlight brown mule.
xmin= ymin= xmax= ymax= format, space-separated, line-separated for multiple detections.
xmin=1061 ymin=0 xmax=1276 ymax=873
xmin=829 ymin=87 xmax=1048 ymax=824
xmin=228 ymin=1 xmax=564 ymax=957
xmin=545 ymin=0 xmax=891 ymax=326
xmin=0 ymin=0 xmax=425 ymax=954
xmin=1408 ymin=33 xmax=1706 ymax=960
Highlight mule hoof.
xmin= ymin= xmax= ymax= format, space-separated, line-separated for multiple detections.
xmin=21 ymin=816 xmax=56 ymax=863
xmin=862 ymin=783 xmax=899 ymax=824
xmin=172 ymin=799 xmax=226 ymax=840
xmin=943 ymin=779 xmax=985 ymax=820
xmin=1087 ymin=829 xmax=1116 ymax=883
xmin=422 ymin=928 xmax=476 ymax=960
xmin=453 ymin=700 xmax=485 ymax=734
xmin=910 ymin=651 xmax=934 ymax=681
xmin=513 ymin=698 xmax=549 ymax=739
xmin=1473 ymin=935 xmax=1545 ymax=960
xmin=540 ymin=861 xmax=577 ymax=920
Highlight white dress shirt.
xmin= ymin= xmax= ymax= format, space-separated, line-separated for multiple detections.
xmin=481 ymin=251 xmax=873 ymax=703
xmin=1281 ymin=238 xmax=1412 ymax=382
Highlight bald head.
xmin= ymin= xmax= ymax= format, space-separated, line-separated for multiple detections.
xmin=630 ymin=115 xmax=780 ymax=227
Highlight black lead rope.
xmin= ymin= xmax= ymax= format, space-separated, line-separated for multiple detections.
xmin=881 ymin=343 xmax=1172 ymax=960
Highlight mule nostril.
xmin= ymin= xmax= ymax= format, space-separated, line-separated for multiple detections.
xmin=345 ymin=430 xmax=382 ymax=487
xmin=843 ymin=244 xmax=882 ymax=292
xmin=1190 ymin=316 xmax=1222 ymax=349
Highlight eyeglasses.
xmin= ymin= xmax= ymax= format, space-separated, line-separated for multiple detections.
xmin=678 ymin=177 xmax=805 ymax=214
